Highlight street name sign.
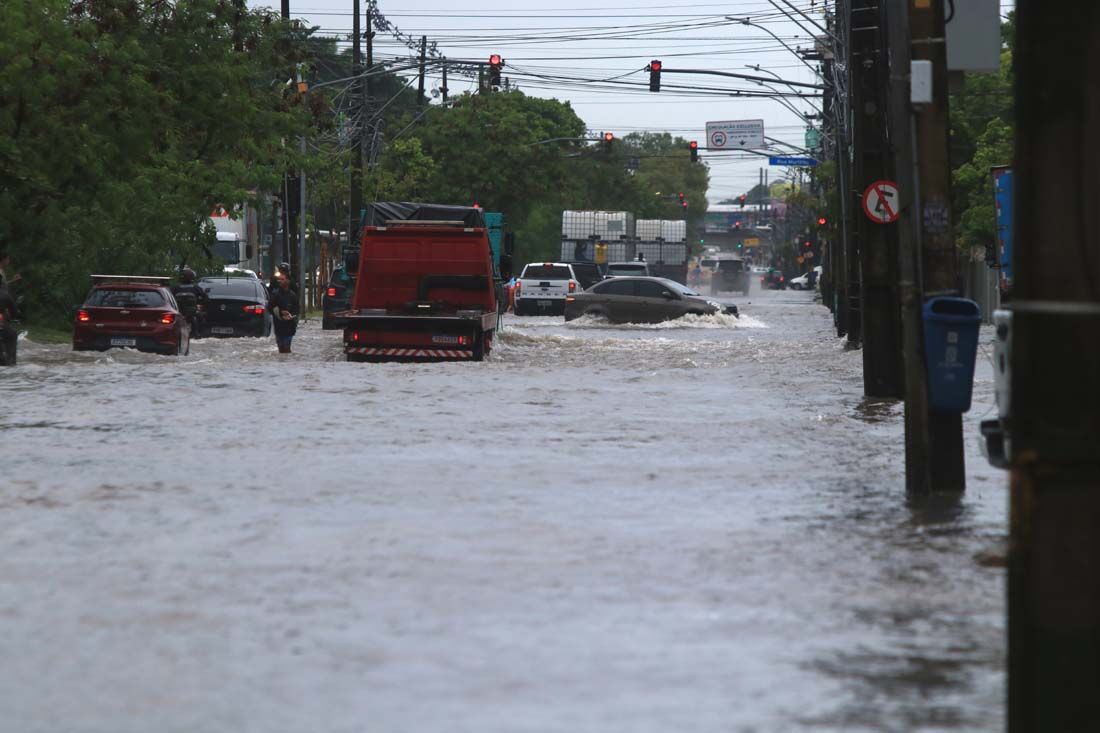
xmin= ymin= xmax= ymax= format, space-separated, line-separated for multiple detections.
xmin=861 ymin=180 xmax=900 ymax=224
xmin=706 ymin=119 xmax=765 ymax=150
xmin=768 ymin=156 xmax=818 ymax=166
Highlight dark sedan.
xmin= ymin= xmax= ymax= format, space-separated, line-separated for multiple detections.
xmin=196 ymin=276 xmax=272 ymax=338
xmin=564 ymin=276 xmax=737 ymax=323
xmin=322 ymin=266 xmax=354 ymax=330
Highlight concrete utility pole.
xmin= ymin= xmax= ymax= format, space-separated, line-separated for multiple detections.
xmin=277 ymin=0 xmax=291 ymax=271
xmin=349 ymin=0 xmax=362 ymax=248
xmin=1009 ymin=1 xmax=1100 ymax=729
xmin=823 ymin=47 xmax=850 ymax=337
xmin=851 ymin=0 xmax=903 ymax=396
xmin=910 ymin=0 xmax=964 ymax=491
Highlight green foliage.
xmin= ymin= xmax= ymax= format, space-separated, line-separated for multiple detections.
xmin=0 ymin=0 xmax=311 ymax=320
xmin=948 ymin=13 xmax=1014 ymax=251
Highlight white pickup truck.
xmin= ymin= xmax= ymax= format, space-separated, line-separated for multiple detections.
xmin=514 ymin=262 xmax=579 ymax=316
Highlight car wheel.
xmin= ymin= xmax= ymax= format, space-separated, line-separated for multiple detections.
xmin=582 ymin=307 xmax=608 ymax=320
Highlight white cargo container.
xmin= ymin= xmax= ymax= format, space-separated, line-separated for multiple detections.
xmin=636 ymin=242 xmax=688 ymax=265
xmin=660 ymin=219 xmax=687 ymax=242
xmin=562 ymin=210 xmax=635 ymax=240
xmin=636 ymin=219 xmax=662 ymax=240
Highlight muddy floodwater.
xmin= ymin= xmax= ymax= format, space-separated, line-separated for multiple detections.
xmin=1 ymin=288 xmax=1007 ymax=732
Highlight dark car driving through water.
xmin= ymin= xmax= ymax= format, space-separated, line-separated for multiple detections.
xmin=195 ymin=276 xmax=272 ymax=338
xmin=564 ymin=276 xmax=737 ymax=324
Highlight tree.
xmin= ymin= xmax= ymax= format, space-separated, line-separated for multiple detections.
xmin=0 ymin=0 xmax=311 ymax=320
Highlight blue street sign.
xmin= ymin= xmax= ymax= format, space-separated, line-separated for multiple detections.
xmin=768 ymin=156 xmax=818 ymax=166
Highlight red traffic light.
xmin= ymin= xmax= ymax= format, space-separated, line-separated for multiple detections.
xmin=603 ymin=132 xmax=614 ymax=142
xmin=689 ymin=141 xmax=698 ymax=150
xmin=650 ymin=60 xmax=662 ymax=72
xmin=489 ymin=54 xmax=502 ymax=66
xmin=817 ymin=216 xmax=827 ymax=226
xmin=804 ymin=240 xmax=812 ymax=248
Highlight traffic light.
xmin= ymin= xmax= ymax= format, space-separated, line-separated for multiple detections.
xmin=734 ymin=220 xmax=741 ymax=230
xmin=739 ymin=194 xmax=747 ymax=208
xmin=804 ymin=240 xmax=812 ymax=248
xmin=603 ymin=131 xmax=614 ymax=152
xmin=648 ymin=60 xmax=662 ymax=92
xmin=681 ymin=200 xmax=688 ymax=211
xmin=689 ymin=140 xmax=698 ymax=163
xmin=817 ymin=216 xmax=827 ymax=226
xmin=736 ymin=242 xmax=743 ymax=249
xmin=488 ymin=54 xmax=503 ymax=87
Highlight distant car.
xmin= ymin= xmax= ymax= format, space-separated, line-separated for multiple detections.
xmin=514 ymin=262 xmax=579 ymax=315
xmin=72 ymin=276 xmax=191 ymax=355
xmin=709 ymin=258 xmax=750 ymax=296
xmin=789 ymin=273 xmax=810 ymax=290
xmin=605 ymin=261 xmax=651 ymax=278
xmin=564 ymin=276 xmax=737 ymax=323
xmin=196 ymin=276 xmax=272 ymax=338
xmin=322 ymin=266 xmax=354 ymax=330
xmin=762 ymin=270 xmax=787 ymax=290
xmin=223 ymin=266 xmax=259 ymax=279
xmin=751 ymin=266 xmax=768 ymax=275
xmin=563 ymin=261 xmax=604 ymax=290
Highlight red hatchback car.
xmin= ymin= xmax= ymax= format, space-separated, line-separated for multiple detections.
xmin=72 ymin=276 xmax=191 ymax=355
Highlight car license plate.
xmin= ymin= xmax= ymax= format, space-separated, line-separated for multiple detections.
xmin=110 ymin=337 xmax=136 ymax=347
xmin=537 ymin=300 xmax=552 ymax=307
xmin=431 ymin=334 xmax=460 ymax=344
xmin=211 ymin=327 xmax=234 ymax=335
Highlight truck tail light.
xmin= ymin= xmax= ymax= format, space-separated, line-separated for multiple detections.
xmin=351 ymin=331 xmax=360 ymax=342
xmin=327 ymin=287 xmax=336 ymax=297
xmin=160 ymin=313 xmax=176 ymax=325
xmin=243 ymin=304 xmax=265 ymax=315
xmin=77 ymin=310 xmax=92 ymax=323
xmin=568 ymin=281 xmax=576 ymax=292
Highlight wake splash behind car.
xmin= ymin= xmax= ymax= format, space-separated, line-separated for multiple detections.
xmin=564 ymin=276 xmax=737 ymax=323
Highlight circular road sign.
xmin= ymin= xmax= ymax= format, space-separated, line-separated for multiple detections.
xmin=862 ymin=180 xmax=900 ymax=224
xmin=709 ymin=130 xmax=727 ymax=148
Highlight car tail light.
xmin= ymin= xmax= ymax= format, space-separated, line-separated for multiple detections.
xmin=568 ymin=281 xmax=576 ymax=292
xmin=77 ymin=310 xmax=92 ymax=323
xmin=565 ymin=296 xmax=575 ymax=303
xmin=779 ymin=276 xmax=785 ymax=282
xmin=0 ymin=312 xmax=5 ymax=324
xmin=160 ymin=312 xmax=175 ymax=325
xmin=243 ymin=304 xmax=265 ymax=315
xmin=515 ymin=281 xmax=521 ymax=294
xmin=327 ymin=287 xmax=336 ymax=297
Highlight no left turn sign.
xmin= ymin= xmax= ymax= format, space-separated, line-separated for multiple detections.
xmin=862 ymin=180 xmax=899 ymax=224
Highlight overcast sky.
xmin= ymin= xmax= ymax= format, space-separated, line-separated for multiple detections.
xmin=250 ymin=1 xmax=1012 ymax=204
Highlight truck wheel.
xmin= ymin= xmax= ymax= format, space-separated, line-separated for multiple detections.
xmin=472 ymin=332 xmax=486 ymax=362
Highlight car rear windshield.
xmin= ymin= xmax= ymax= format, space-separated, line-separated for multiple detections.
xmin=523 ymin=265 xmax=572 ymax=279
xmin=86 ymin=289 xmax=166 ymax=308
xmin=200 ymin=279 xmax=263 ymax=298
xmin=607 ymin=264 xmax=646 ymax=275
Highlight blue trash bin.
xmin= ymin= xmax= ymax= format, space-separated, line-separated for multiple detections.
xmin=923 ymin=297 xmax=982 ymax=412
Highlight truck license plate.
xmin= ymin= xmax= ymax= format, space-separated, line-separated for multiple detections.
xmin=110 ymin=337 xmax=137 ymax=347
xmin=431 ymin=335 xmax=460 ymax=344
xmin=537 ymin=300 xmax=552 ymax=307
xmin=211 ymin=327 xmax=234 ymax=335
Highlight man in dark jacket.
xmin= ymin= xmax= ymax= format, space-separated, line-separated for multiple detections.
xmin=268 ymin=271 xmax=299 ymax=353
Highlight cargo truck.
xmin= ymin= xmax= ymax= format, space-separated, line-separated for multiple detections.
xmin=342 ymin=203 xmax=498 ymax=362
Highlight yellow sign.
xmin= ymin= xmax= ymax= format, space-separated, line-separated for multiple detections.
xmin=594 ymin=242 xmax=608 ymax=264
xmin=743 ymin=237 xmax=760 ymax=248
xmin=796 ymin=255 xmax=805 ymax=264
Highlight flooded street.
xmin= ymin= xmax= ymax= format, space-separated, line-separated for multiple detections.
xmin=1 ymin=287 xmax=1007 ymax=732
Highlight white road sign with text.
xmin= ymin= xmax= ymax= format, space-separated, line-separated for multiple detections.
xmin=706 ymin=119 xmax=765 ymax=150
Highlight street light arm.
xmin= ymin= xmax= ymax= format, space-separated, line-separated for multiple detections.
xmin=769 ymin=0 xmax=840 ymax=46
xmin=728 ymin=16 xmax=820 ymax=75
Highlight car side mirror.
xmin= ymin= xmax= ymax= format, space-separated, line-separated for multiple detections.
xmin=661 ymin=290 xmax=676 ymax=299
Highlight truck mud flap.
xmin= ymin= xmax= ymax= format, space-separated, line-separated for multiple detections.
xmin=346 ymin=346 xmax=473 ymax=360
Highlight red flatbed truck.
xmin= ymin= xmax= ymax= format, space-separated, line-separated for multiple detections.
xmin=343 ymin=217 xmax=498 ymax=362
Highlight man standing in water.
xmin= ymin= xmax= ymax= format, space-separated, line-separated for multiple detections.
xmin=268 ymin=271 xmax=299 ymax=354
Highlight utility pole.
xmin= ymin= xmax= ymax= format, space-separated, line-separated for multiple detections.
xmin=277 ymin=0 xmax=291 ymax=271
xmin=837 ymin=2 xmax=861 ymax=347
xmin=417 ymin=35 xmax=427 ymax=107
xmin=884 ymin=0 xmax=931 ymax=492
xmin=441 ymin=61 xmax=448 ymax=102
xmin=910 ymin=0 xmax=963 ymax=490
xmin=851 ymin=0 xmax=903 ymax=396
xmin=1009 ymin=1 xmax=1100 ymax=729
xmin=822 ymin=20 xmax=849 ymax=338
xmin=349 ymin=0 xmax=362 ymax=249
